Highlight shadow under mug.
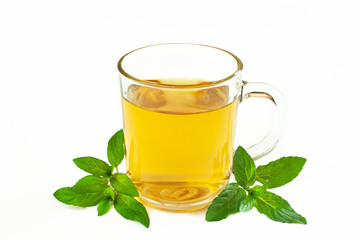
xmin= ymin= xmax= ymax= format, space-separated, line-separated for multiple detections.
xmin=118 ymin=43 xmax=285 ymax=211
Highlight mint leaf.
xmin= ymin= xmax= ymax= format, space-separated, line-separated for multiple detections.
xmin=54 ymin=187 xmax=105 ymax=207
xmin=53 ymin=187 xmax=76 ymax=204
xmin=205 ymin=183 xmax=246 ymax=221
xmin=256 ymin=157 xmax=306 ymax=189
xmin=110 ymin=173 xmax=139 ymax=197
xmin=255 ymin=191 xmax=307 ymax=224
xmin=233 ymin=146 xmax=256 ymax=188
xmin=114 ymin=194 xmax=150 ymax=228
xmin=54 ymin=175 xmax=109 ymax=207
xmin=107 ymin=129 xmax=125 ymax=168
xmin=251 ymin=182 xmax=269 ymax=198
xmin=73 ymin=157 xmax=112 ymax=177
xmin=72 ymin=175 xmax=108 ymax=191
xmin=104 ymin=187 xmax=115 ymax=200
xmin=239 ymin=194 xmax=256 ymax=212
xmin=97 ymin=197 xmax=112 ymax=216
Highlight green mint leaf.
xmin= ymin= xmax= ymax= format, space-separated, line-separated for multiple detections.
xmin=109 ymin=166 xmax=115 ymax=176
xmin=251 ymin=182 xmax=269 ymax=198
xmin=73 ymin=157 xmax=112 ymax=177
xmin=205 ymin=183 xmax=246 ymax=221
xmin=104 ymin=187 xmax=115 ymax=200
xmin=54 ymin=175 xmax=109 ymax=207
xmin=54 ymin=187 xmax=105 ymax=207
xmin=107 ymin=129 xmax=125 ymax=168
xmin=97 ymin=197 xmax=112 ymax=216
xmin=53 ymin=187 xmax=76 ymax=204
xmin=256 ymin=156 xmax=306 ymax=189
xmin=110 ymin=173 xmax=139 ymax=197
xmin=239 ymin=194 xmax=256 ymax=212
xmin=255 ymin=191 xmax=307 ymax=224
xmin=233 ymin=146 xmax=256 ymax=188
xmin=114 ymin=194 xmax=150 ymax=228
xmin=72 ymin=175 xmax=108 ymax=191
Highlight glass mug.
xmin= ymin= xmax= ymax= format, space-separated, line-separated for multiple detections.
xmin=118 ymin=43 xmax=285 ymax=211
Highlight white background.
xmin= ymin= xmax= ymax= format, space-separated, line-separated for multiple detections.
xmin=1 ymin=0 xmax=359 ymax=239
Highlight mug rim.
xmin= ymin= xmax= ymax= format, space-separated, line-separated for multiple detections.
xmin=117 ymin=43 xmax=243 ymax=89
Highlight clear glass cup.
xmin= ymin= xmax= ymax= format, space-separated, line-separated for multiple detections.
xmin=118 ymin=43 xmax=285 ymax=211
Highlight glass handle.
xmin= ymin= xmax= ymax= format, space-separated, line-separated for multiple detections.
xmin=240 ymin=80 xmax=287 ymax=160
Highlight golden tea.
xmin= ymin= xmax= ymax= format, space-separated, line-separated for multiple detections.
xmin=122 ymin=79 xmax=239 ymax=210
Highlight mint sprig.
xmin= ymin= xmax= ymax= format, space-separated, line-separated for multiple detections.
xmin=206 ymin=146 xmax=307 ymax=224
xmin=54 ymin=129 xmax=307 ymax=228
xmin=54 ymin=129 xmax=150 ymax=228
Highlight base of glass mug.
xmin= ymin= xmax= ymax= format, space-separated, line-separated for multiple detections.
xmin=135 ymin=180 xmax=229 ymax=212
